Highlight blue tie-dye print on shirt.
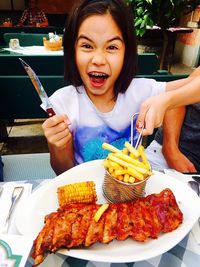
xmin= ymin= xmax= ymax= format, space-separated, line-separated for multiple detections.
xmin=74 ymin=124 xmax=138 ymax=164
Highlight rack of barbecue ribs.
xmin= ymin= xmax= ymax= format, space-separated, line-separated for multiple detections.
xmin=31 ymin=188 xmax=183 ymax=266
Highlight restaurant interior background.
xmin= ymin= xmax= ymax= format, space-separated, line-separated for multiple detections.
xmin=0 ymin=0 xmax=200 ymax=67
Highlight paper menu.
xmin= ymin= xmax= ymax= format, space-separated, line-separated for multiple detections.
xmin=0 ymin=234 xmax=33 ymax=267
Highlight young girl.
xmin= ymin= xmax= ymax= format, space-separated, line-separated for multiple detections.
xmin=42 ymin=0 xmax=200 ymax=175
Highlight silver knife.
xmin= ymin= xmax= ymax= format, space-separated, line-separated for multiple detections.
xmin=19 ymin=58 xmax=56 ymax=117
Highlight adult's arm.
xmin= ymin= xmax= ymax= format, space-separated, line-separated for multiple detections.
xmin=161 ymin=66 xmax=200 ymax=172
xmin=137 ymin=75 xmax=200 ymax=135
xmin=162 ymin=107 xmax=196 ymax=172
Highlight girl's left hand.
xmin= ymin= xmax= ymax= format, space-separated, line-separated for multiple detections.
xmin=136 ymin=93 xmax=170 ymax=136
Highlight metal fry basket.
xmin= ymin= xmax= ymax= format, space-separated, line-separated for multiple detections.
xmin=102 ymin=171 xmax=149 ymax=203
xmin=102 ymin=113 xmax=149 ymax=203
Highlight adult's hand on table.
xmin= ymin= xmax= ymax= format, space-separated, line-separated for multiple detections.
xmin=162 ymin=146 xmax=197 ymax=173
xmin=42 ymin=114 xmax=72 ymax=150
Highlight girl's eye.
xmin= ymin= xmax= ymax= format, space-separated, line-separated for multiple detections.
xmin=81 ymin=43 xmax=92 ymax=49
xmin=108 ymin=45 xmax=118 ymax=51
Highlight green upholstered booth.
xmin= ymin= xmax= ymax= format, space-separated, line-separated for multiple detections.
xmin=3 ymin=33 xmax=50 ymax=47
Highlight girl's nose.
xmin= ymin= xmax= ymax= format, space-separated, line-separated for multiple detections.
xmin=91 ymin=51 xmax=106 ymax=65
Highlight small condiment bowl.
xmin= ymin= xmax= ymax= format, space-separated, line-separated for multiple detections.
xmin=43 ymin=37 xmax=62 ymax=51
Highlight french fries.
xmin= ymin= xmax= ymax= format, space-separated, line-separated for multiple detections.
xmin=94 ymin=203 xmax=109 ymax=222
xmin=102 ymin=142 xmax=152 ymax=184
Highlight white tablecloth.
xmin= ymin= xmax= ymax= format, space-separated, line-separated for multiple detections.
xmin=3 ymin=46 xmax=63 ymax=55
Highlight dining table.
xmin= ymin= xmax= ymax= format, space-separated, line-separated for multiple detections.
xmin=0 ymin=168 xmax=200 ymax=267
xmin=0 ymin=47 xmax=64 ymax=76
xmin=0 ymin=26 xmax=64 ymax=46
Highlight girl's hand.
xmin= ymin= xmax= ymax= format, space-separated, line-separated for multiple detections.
xmin=136 ymin=93 xmax=170 ymax=135
xmin=42 ymin=114 xmax=72 ymax=150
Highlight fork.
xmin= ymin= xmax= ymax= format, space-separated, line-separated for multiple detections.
xmin=3 ymin=186 xmax=24 ymax=233
xmin=134 ymin=125 xmax=144 ymax=149
xmin=130 ymin=113 xmax=144 ymax=149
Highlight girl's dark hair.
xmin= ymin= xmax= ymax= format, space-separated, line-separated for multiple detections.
xmin=63 ymin=0 xmax=137 ymax=96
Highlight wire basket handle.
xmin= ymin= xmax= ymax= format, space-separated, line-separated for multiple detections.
xmin=131 ymin=112 xmax=144 ymax=149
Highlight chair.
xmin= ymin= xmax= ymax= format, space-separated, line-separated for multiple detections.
xmin=3 ymin=33 xmax=49 ymax=47
xmin=137 ymin=53 xmax=159 ymax=75
xmin=2 ymin=153 xmax=56 ymax=182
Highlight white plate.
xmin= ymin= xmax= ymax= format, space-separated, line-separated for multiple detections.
xmin=15 ymin=159 xmax=200 ymax=263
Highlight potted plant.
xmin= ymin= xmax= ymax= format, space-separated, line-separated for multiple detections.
xmin=125 ymin=0 xmax=200 ymax=69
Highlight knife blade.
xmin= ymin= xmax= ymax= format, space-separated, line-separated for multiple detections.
xmin=19 ymin=58 xmax=56 ymax=117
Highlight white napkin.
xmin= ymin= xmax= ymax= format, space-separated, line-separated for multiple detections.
xmin=164 ymin=169 xmax=200 ymax=244
xmin=0 ymin=182 xmax=32 ymax=235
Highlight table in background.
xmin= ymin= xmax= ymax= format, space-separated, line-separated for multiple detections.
xmin=137 ymin=27 xmax=193 ymax=71
xmin=0 ymin=26 xmax=63 ymax=46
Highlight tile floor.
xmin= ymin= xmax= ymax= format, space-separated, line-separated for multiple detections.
xmin=0 ymin=63 xmax=195 ymax=155
xmin=0 ymin=119 xmax=48 ymax=155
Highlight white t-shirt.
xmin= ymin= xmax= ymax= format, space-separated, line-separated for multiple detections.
xmin=48 ymin=78 xmax=166 ymax=164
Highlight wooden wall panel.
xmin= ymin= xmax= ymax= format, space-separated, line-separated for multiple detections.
xmin=38 ymin=0 xmax=79 ymax=14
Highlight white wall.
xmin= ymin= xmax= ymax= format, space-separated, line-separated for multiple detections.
xmin=174 ymin=29 xmax=200 ymax=67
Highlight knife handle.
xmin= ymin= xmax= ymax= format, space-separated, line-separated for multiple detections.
xmin=47 ymin=107 xmax=56 ymax=117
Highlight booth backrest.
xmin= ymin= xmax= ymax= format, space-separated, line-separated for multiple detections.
xmin=0 ymin=75 xmax=66 ymax=120
xmin=137 ymin=53 xmax=159 ymax=75
xmin=0 ymin=55 xmax=64 ymax=76
xmin=3 ymin=33 xmax=50 ymax=46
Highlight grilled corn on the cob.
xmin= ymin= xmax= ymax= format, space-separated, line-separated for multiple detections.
xmin=57 ymin=181 xmax=97 ymax=206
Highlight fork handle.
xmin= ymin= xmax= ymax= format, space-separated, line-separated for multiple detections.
xmin=4 ymin=195 xmax=21 ymax=233
xmin=5 ymin=196 xmax=18 ymax=226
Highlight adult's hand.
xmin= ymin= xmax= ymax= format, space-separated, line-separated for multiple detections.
xmin=162 ymin=146 xmax=197 ymax=173
xmin=136 ymin=93 xmax=169 ymax=135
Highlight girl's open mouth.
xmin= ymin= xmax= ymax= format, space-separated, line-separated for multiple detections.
xmin=88 ymin=72 xmax=109 ymax=87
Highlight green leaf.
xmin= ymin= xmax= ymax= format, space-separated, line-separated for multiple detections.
xmin=134 ymin=18 xmax=143 ymax=26
xmin=139 ymin=28 xmax=146 ymax=37
xmin=127 ymin=0 xmax=199 ymax=30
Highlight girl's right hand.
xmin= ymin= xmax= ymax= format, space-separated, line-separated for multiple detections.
xmin=42 ymin=114 xmax=72 ymax=150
